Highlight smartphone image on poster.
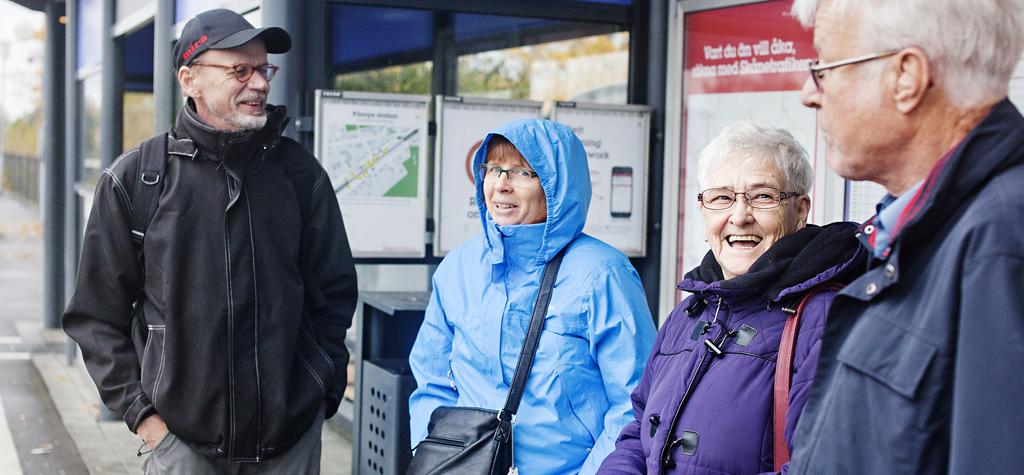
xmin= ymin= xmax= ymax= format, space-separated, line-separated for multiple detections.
xmin=610 ymin=166 xmax=633 ymax=218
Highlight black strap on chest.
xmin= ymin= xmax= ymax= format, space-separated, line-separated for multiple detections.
xmin=126 ymin=133 xmax=319 ymax=339
xmin=129 ymin=135 xmax=313 ymax=247
xmin=130 ymin=133 xmax=169 ymax=245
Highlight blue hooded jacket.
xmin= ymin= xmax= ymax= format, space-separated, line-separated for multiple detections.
xmin=409 ymin=119 xmax=656 ymax=474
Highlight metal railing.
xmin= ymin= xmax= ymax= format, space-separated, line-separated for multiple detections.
xmin=1 ymin=153 xmax=41 ymax=206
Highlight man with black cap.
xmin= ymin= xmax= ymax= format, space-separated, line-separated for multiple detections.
xmin=63 ymin=8 xmax=357 ymax=473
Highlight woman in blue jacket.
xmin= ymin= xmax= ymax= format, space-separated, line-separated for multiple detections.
xmin=409 ymin=118 xmax=656 ymax=474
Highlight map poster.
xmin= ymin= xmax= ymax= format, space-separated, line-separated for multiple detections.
xmin=314 ymin=90 xmax=429 ymax=258
xmin=676 ymin=0 xmax=822 ymax=297
xmin=551 ymin=102 xmax=651 ymax=257
xmin=434 ymin=96 xmax=543 ymax=255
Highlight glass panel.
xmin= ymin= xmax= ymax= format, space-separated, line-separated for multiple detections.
xmin=122 ymin=23 xmax=154 ymax=153
xmin=335 ymin=61 xmax=432 ymax=95
xmin=116 ymin=0 xmax=152 ymax=23
xmin=453 ymin=14 xmax=556 ymax=43
xmin=329 ymin=5 xmax=434 ymax=95
xmin=123 ymin=92 xmax=155 ymax=151
xmin=124 ymin=23 xmax=154 ymax=91
xmin=176 ymin=0 xmax=222 ymax=24
xmin=80 ymin=74 xmax=103 ymax=186
xmin=457 ymin=31 xmax=629 ymax=104
xmin=330 ymin=5 xmax=433 ymax=69
xmin=78 ymin=0 xmax=103 ymax=71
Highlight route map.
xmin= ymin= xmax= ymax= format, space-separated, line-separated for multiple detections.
xmin=323 ymin=125 xmax=420 ymax=199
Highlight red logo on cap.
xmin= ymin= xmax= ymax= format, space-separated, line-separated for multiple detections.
xmin=182 ymin=35 xmax=208 ymax=62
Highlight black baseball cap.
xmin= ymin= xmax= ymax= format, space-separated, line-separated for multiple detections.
xmin=173 ymin=9 xmax=292 ymax=70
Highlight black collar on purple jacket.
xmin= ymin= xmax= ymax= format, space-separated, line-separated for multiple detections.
xmin=681 ymin=221 xmax=865 ymax=304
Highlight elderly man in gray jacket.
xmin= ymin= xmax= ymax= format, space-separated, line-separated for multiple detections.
xmin=786 ymin=0 xmax=1024 ymax=473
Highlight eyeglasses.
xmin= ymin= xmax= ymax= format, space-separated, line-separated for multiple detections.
xmin=808 ymin=50 xmax=900 ymax=90
xmin=191 ymin=62 xmax=280 ymax=82
xmin=698 ymin=187 xmax=800 ymax=210
xmin=478 ymin=164 xmax=539 ymax=186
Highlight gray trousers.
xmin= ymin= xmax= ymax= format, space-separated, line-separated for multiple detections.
xmin=141 ymin=408 xmax=325 ymax=475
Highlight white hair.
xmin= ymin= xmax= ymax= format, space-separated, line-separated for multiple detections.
xmin=791 ymin=0 xmax=1024 ymax=108
xmin=697 ymin=122 xmax=813 ymax=195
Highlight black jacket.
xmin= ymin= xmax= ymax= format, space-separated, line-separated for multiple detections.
xmin=790 ymin=99 xmax=1024 ymax=473
xmin=64 ymin=103 xmax=358 ymax=462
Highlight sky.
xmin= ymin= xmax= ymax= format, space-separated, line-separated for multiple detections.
xmin=0 ymin=1 xmax=45 ymax=121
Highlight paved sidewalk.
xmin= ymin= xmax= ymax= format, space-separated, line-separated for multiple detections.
xmin=31 ymin=343 xmax=352 ymax=474
xmin=0 ymin=190 xmax=353 ymax=474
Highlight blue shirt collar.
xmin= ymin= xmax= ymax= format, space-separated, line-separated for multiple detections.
xmin=871 ymin=180 xmax=924 ymax=258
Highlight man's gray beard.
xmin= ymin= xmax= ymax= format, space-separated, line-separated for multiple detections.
xmin=229 ymin=112 xmax=268 ymax=131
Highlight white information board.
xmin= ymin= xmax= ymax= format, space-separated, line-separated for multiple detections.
xmin=434 ymin=96 xmax=543 ymax=255
xmin=314 ymin=90 xmax=429 ymax=258
xmin=1010 ymin=55 xmax=1024 ymax=109
xmin=551 ymin=102 xmax=650 ymax=257
xmin=845 ymin=180 xmax=888 ymax=223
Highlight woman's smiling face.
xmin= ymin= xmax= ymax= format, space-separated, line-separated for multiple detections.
xmin=701 ymin=154 xmax=810 ymax=279
xmin=481 ymin=137 xmax=547 ymax=226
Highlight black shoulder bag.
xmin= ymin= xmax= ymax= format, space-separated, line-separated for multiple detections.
xmin=406 ymin=248 xmax=567 ymax=475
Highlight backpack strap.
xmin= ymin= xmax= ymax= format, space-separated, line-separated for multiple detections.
xmin=130 ymin=133 xmax=169 ymax=245
xmin=773 ymin=282 xmax=844 ymax=471
xmin=127 ymin=133 xmax=168 ymax=353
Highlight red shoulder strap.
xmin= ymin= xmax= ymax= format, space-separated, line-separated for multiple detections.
xmin=773 ymin=283 xmax=843 ymax=471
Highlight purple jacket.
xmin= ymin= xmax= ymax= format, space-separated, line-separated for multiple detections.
xmin=599 ymin=223 xmax=863 ymax=474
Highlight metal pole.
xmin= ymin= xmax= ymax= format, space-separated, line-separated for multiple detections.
xmin=43 ymin=0 xmax=67 ymax=329
xmin=99 ymin=0 xmax=123 ymax=169
xmin=300 ymin=0 xmax=326 ymax=151
xmin=64 ymin=0 xmax=81 ymax=363
xmin=638 ymin=0 xmax=668 ymax=315
xmin=153 ymin=0 xmax=175 ymax=132
xmin=261 ymin=0 xmax=304 ymax=141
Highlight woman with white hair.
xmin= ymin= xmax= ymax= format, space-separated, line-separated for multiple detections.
xmin=598 ymin=122 xmax=864 ymax=474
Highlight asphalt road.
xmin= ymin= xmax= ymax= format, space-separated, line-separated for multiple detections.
xmin=0 ymin=190 xmax=89 ymax=475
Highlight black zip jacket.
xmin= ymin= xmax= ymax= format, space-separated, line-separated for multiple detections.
xmin=63 ymin=103 xmax=358 ymax=462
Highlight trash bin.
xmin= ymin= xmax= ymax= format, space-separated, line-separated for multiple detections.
xmin=351 ymin=291 xmax=428 ymax=475
xmin=358 ymin=359 xmax=416 ymax=475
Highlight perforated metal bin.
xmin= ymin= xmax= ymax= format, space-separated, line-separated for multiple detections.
xmin=359 ymin=358 xmax=416 ymax=475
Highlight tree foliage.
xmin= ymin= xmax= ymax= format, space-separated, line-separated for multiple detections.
xmin=2 ymin=110 xmax=40 ymax=157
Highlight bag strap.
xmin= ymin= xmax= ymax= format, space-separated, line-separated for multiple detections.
xmin=773 ymin=282 xmax=844 ymax=471
xmin=499 ymin=246 xmax=568 ymax=422
xmin=130 ymin=133 xmax=169 ymax=245
xmin=127 ymin=133 xmax=169 ymax=329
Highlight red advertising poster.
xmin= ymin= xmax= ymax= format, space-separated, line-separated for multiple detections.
xmin=684 ymin=0 xmax=814 ymax=94
xmin=675 ymin=0 xmax=820 ymax=296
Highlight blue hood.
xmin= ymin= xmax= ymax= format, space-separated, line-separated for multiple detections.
xmin=472 ymin=118 xmax=592 ymax=267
